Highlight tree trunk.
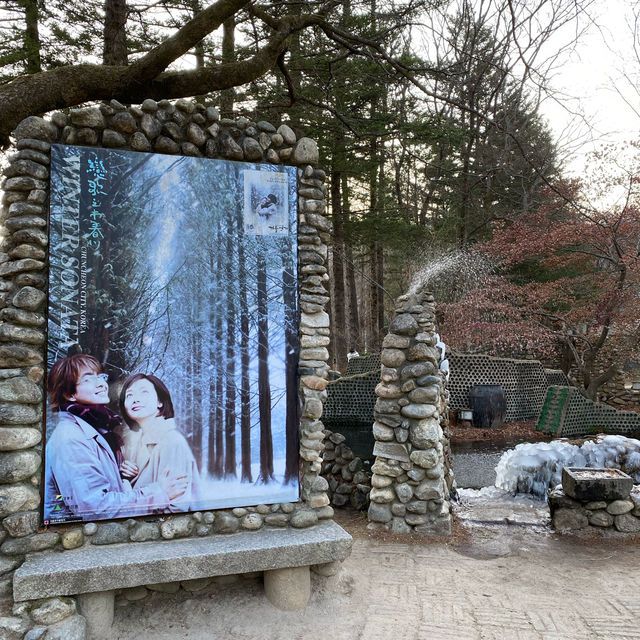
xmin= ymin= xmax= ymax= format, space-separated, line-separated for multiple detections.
xmin=207 ymin=242 xmax=217 ymax=475
xmin=331 ymin=169 xmax=347 ymax=371
xmin=376 ymin=240 xmax=384 ymax=338
xmin=368 ymin=135 xmax=379 ymax=349
xmin=327 ymin=258 xmax=336 ymax=369
xmin=375 ymin=159 xmax=385 ymax=339
xmin=208 ymin=218 xmax=224 ymax=477
xmin=20 ymin=0 xmax=41 ymax=73
xmin=584 ymin=364 xmax=618 ymax=401
xmin=190 ymin=0 xmax=205 ymax=70
xmin=342 ymin=174 xmax=360 ymax=351
xmin=220 ymin=16 xmax=235 ymax=117
xmin=191 ymin=331 xmax=203 ymax=460
xmin=238 ymin=202 xmax=252 ymax=482
xmin=103 ymin=0 xmax=128 ymax=66
xmin=256 ymin=241 xmax=274 ymax=483
xmin=224 ymin=216 xmax=237 ymax=477
xmin=214 ymin=236 xmax=225 ymax=476
xmin=458 ymin=131 xmax=474 ymax=247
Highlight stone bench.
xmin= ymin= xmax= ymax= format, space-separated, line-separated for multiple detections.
xmin=14 ymin=521 xmax=352 ymax=639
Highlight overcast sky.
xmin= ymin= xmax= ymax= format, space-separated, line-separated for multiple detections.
xmin=539 ymin=0 xmax=640 ymax=174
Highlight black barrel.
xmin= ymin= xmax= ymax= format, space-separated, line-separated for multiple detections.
xmin=468 ymin=385 xmax=507 ymax=429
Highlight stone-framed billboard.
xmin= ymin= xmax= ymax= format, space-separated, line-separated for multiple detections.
xmin=0 ymin=99 xmax=343 ymax=638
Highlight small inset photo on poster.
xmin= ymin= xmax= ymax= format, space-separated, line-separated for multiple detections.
xmin=243 ymin=169 xmax=289 ymax=235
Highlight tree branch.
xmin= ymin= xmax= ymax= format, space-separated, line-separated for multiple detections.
xmin=128 ymin=0 xmax=249 ymax=83
xmin=0 ymin=0 xmax=312 ymax=146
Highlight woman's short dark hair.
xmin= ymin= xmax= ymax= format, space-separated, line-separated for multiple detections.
xmin=119 ymin=373 xmax=175 ymax=428
xmin=48 ymin=354 xmax=101 ymax=412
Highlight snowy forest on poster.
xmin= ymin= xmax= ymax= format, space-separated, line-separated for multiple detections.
xmin=46 ymin=145 xmax=300 ymax=523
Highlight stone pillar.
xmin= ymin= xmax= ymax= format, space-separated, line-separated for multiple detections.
xmin=76 ymin=591 xmax=115 ymax=640
xmin=367 ymin=289 xmax=452 ymax=535
xmin=263 ymin=566 xmax=311 ymax=611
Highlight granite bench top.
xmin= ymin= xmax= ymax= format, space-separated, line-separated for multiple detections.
xmin=13 ymin=520 xmax=352 ymax=601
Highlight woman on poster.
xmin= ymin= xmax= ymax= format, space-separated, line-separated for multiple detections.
xmin=44 ymin=355 xmax=188 ymax=522
xmin=119 ymin=373 xmax=201 ymax=512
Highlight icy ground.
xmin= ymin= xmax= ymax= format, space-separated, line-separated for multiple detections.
xmin=454 ymin=487 xmax=551 ymax=528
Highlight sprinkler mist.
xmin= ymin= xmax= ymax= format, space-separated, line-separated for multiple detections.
xmin=407 ymin=249 xmax=494 ymax=301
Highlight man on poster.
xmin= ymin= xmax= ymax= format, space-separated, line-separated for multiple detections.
xmin=44 ymin=354 xmax=188 ymax=522
xmin=257 ymin=193 xmax=278 ymax=220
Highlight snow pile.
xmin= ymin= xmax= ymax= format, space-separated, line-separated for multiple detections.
xmin=495 ymin=435 xmax=640 ymax=498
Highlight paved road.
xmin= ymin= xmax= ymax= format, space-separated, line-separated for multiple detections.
xmin=113 ymin=508 xmax=640 ymax=640
xmin=451 ymin=450 xmax=503 ymax=488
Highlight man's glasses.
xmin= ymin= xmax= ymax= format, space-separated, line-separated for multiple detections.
xmin=77 ymin=373 xmax=109 ymax=385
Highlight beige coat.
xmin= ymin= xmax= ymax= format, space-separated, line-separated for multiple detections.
xmin=124 ymin=417 xmax=201 ymax=513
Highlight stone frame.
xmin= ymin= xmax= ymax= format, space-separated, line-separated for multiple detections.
xmin=0 ymin=99 xmax=337 ymax=637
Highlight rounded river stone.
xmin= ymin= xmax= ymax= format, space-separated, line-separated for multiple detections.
xmin=0 ymin=377 xmax=41 ymax=403
xmin=614 ymin=513 xmax=640 ymax=533
xmin=389 ymin=313 xmax=418 ymax=336
xmin=368 ymin=501 xmax=392 ymax=523
xmin=588 ymin=510 xmax=614 ymax=527
xmin=293 ymin=137 xmax=319 ymax=165
xmin=2 ymin=510 xmax=39 ymax=537
xmin=381 ymin=348 xmax=405 ymax=368
xmin=242 ymin=513 xmax=264 ymax=530
xmin=161 ymin=516 xmax=194 ymax=539
xmin=30 ymin=597 xmax=76 ymax=625
xmin=401 ymin=403 xmax=436 ymax=419
xmin=290 ymin=509 xmax=318 ymax=528
xmin=607 ymin=499 xmax=634 ymax=515
xmin=14 ymin=116 xmax=57 ymax=141
xmin=410 ymin=419 xmax=440 ymax=449
xmin=0 ymin=450 xmax=41 ymax=483
xmin=410 ymin=449 xmax=438 ymax=469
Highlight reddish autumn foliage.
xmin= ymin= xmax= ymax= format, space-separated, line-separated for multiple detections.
xmin=440 ymin=148 xmax=640 ymax=399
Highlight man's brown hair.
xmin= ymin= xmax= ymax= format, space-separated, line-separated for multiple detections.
xmin=48 ymin=354 xmax=102 ymax=411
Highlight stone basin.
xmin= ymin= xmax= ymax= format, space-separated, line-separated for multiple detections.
xmin=562 ymin=467 xmax=633 ymax=502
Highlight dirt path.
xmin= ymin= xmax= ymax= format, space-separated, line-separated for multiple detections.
xmin=111 ymin=508 xmax=640 ymax=640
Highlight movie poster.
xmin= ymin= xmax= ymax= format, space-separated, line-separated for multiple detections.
xmin=44 ymin=145 xmax=300 ymax=524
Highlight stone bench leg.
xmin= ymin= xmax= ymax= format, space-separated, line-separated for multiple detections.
xmin=263 ymin=566 xmax=310 ymax=611
xmin=76 ymin=590 xmax=115 ymax=640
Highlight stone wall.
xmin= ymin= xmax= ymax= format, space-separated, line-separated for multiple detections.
xmin=0 ymin=100 xmax=334 ymax=638
xmin=549 ymin=485 xmax=640 ymax=534
xmin=366 ymin=290 xmax=453 ymax=536
xmin=322 ymin=429 xmax=371 ymax=511
xmin=323 ymin=369 xmax=379 ymax=465
xmin=597 ymin=370 xmax=640 ymax=410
